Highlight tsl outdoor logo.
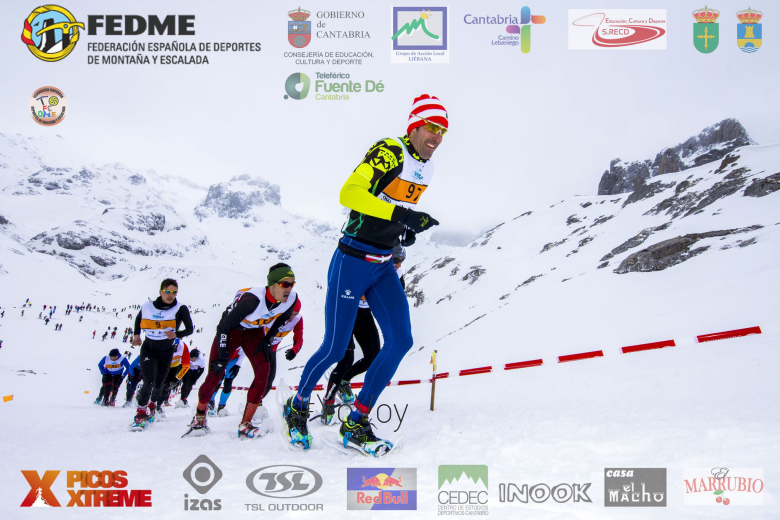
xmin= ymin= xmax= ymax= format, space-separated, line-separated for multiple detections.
xmin=21 ymin=470 xmax=151 ymax=507
xmin=347 ymin=468 xmax=416 ymax=510
xmin=684 ymin=467 xmax=764 ymax=506
xmin=737 ymin=7 xmax=762 ymax=53
xmin=569 ymin=9 xmax=667 ymax=50
xmin=288 ymin=7 xmax=312 ymax=48
xmin=21 ymin=5 xmax=84 ymax=62
xmin=693 ymin=5 xmax=720 ymax=53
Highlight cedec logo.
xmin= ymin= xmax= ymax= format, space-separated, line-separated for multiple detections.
xmin=284 ymin=72 xmax=311 ymax=100
xmin=21 ymin=470 xmax=151 ymax=507
xmin=21 ymin=5 xmax=84 ymax=62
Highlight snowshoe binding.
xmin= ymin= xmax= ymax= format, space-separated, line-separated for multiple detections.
xmin=339 ymin=414 xmax=393 ymax=457
xmin=283 ymin=397 xmax=312 ymax=450
xmin=337 ymin=381 xmax=355 ymax=405
xmin=129 ymin=407 xmax=151 ymax=432
xmin=207 ymin=400 xmax=217 ymax=417
xmin=182 ymin=412 xmax=210 ymax=438
xmin=317 ymin=400 xmax=336 ymax=426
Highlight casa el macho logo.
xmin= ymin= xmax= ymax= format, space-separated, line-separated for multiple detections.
xmin=21 ymin=5 xmax=84 ymax=62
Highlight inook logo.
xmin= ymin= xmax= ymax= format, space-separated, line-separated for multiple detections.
xmin=288 ymin=7 xmax=312 ymax=48
xmin=438 ymin=465 xmax=488 ymax=515
xmin=693 ymin=5 xmax=720 ymax=53
xmin=245 ymin=465 xmax=324 ymax=512
xmin=464 ymin=6 xmax=546 ymax=53
xmin=21 ymin=5 xmax=84 ymax=62
xmin=348 ymin=468 xmax=416 ymax=510
xmin=684 ymin=467 xmax=764 ymax=506
xmin=182 ymin=455 xmax=223 ymax=511
xmin=391 ymin=7 xmax=449 ymax=63
xmin=499 ymin=482 xmax=591 ymax=504
xmin=604 ymin=468 xmax=666 ymax=508
xmin=21 ymin=470 xmax=151 ymax=508
xmin=569 ymin=9 xmax=667 ymax=50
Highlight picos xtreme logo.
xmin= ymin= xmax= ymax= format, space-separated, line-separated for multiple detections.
xmin=20 ymin=470 xmax=151 ymax=507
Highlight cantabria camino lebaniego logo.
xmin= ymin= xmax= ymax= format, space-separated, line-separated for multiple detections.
xmin=284 ymin=72 xmax=311 ymax=100
xmin=21 ymin=5 xmax=84 ymax=62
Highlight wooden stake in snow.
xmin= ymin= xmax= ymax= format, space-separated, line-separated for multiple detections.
xmin=430 ymin=350 xmax=437 ymax=412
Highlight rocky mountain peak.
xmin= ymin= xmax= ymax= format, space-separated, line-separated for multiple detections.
xmin=598 ymin=119 xmax=756 ymax=195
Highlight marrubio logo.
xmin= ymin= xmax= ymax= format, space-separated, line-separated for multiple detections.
xmin=284 ymin=72 xmax=311 ymax=100
xmin=21 ymin=470 xmax=151 ymax=507
xmin=246 ymin=465 xmax=323 ymax=499
xmin=21 ymin=5 xmax=84 ymax=62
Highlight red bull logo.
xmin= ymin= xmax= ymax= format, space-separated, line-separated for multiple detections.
xmin=348 ymin=468 xmax=416 ymax=510
xmin=362 ymin=473 xmax=403 ymax=489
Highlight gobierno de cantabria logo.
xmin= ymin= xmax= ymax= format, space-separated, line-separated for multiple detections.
xmin=21 ymin=5 xmax=84 ymax=62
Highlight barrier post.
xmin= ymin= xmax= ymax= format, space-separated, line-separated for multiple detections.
xmin=430 ymin=350 xmax=437 ymax=412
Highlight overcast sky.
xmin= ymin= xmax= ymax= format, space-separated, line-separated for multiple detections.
xmin=3 ymin=0 xmax=777 ymax=238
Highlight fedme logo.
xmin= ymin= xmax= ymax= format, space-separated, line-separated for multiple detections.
xmin=21 ymin=470 xmax=151 ymax=507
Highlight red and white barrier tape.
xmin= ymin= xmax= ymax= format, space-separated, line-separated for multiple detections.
xmin=226 ymin=326 xmax=763 ymax=391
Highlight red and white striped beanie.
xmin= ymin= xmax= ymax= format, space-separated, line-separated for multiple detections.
xmin=407 ymin=94 xmax=448 ymax=135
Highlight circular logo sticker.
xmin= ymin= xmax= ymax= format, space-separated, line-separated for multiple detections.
xmin=30 ymin=86 xmax=68 ymax=126
xmin=21 ymin=5 xmax=84 ymax=62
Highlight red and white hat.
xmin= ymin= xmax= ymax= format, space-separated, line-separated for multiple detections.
xmin=407 ymin=94 xmax=448 ymax=135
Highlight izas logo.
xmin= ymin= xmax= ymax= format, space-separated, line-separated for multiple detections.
xmin=284 ymin=72 xmax=311 ymax=100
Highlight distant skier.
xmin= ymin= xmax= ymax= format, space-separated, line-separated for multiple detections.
xmin=102 ymin=331 xmax=108 ymax=341
xmin=93 ymin=330 xmax=96 ymax=339
xmin=177 ymin=348 xmax=205 ymax=407
xmin=123 ymin=356 xmax=142 ymax=407
xmin=183 ymin=263 xmax=298 ymax=438
xmin=129 ymin=278 xmax=193 ymax=431
xmin=79 ymin=316 xmax=83 ymax=322
xmin=320 ymin=245 xmax=405 ymax=425
xmin=96 ymin=348 xmax=130 ymax=406
xmin=284 ymin=95 xmax=445 ymax=455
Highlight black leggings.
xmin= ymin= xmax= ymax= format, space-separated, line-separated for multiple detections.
xmin=136 ymin=342 xmax=175 ymax=407
xmin=125 ymin=372 xmax=141 ymax=402
xmin=181 ymin=367 xmax=204 ymax=400
xmin=325 ymin=307 xmax=380 ymax=400
xmin=156 ymin=366 xmax=179 ymax=408
xmin=100 ymin=374 xmax=124 ymax=402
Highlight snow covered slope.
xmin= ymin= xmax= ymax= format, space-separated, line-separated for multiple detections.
xmin=1 ymin=128 xmax=778 ymax=518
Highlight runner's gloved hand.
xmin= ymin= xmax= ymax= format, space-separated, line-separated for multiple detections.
xmin=401 ymin=229 xmax=416 ymax=247
xmin=402 ymin=209 xmax=439 ymax=233
xmin=255 ymin=337 xmax=273 ymax=362
xmin=209 ymin=359 xmax=226 ymax=373
xmin=285 ymin=349 xmax=297 ymax=361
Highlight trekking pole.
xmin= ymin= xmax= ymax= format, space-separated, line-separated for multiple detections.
xmin=430 ymin=350 xmax=437 ymax=412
